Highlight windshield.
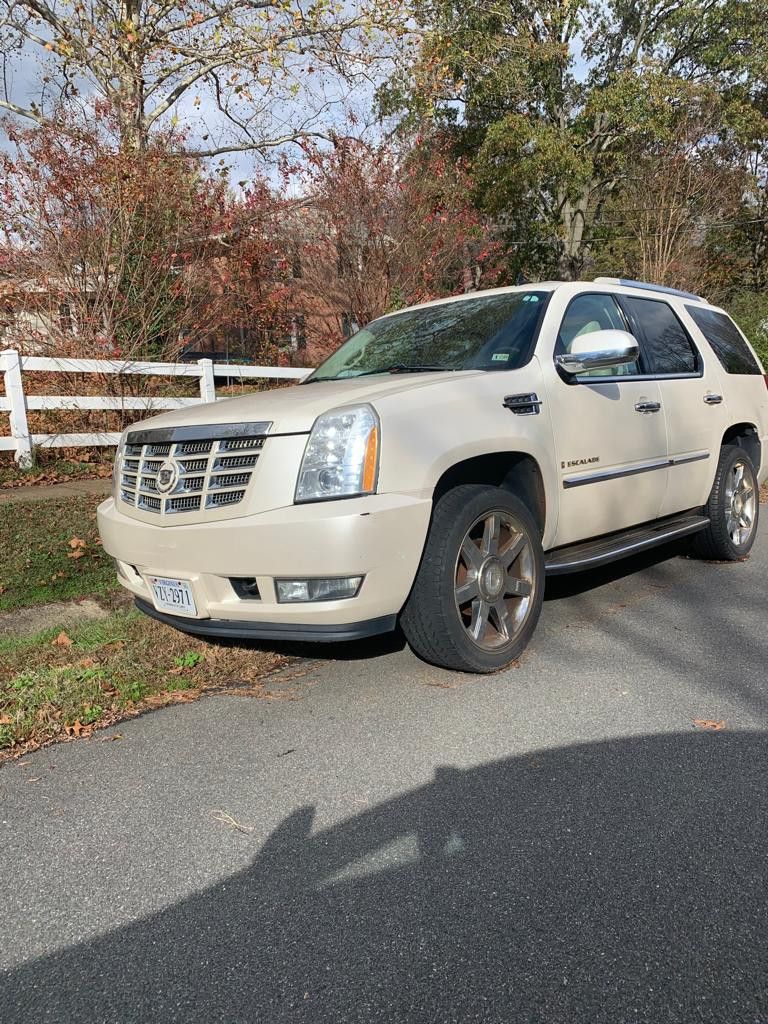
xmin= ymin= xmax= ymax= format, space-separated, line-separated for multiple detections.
xmin=304 ymin=291 xmax=549 ymax=383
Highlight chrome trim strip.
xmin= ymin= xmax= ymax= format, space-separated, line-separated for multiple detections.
xmin=670 ymin=450 xmax=710 ymax=467
xmin=126 ymin=421 xmax=272 ymax=445
xmin=563 ymin=451 xmax=709 ymax=489
xmin=563 ymin=457 xmax=669 ymax=488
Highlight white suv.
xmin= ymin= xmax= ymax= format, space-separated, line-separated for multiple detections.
xmin=98 ymin=278 xmax=768 ymax=672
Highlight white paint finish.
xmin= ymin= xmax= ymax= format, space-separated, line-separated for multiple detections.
xmin=2 ymin=348 xmax=33 ymax=467
xmin=0 ymin=349 xmax=314 ymax=462
xmin=30 ymin=432 xmax=124 ymax=448
xmin=23 ymin=396 xmax=201 ymax=411
xmin=197 ymin=358 xmax=217 ymax=404
xmin=17 ymin=355 xmax=308 ymax=379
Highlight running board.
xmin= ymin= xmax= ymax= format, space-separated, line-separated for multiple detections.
xmin=544 ymin=513 xmax=710 ymax=576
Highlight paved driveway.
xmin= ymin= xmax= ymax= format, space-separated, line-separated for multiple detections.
xmin=2 ymin=524 xmax=767 ymax=1023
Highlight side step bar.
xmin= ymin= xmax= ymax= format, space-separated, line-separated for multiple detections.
xmin=544 ymin=513 xmax=709 ymax=576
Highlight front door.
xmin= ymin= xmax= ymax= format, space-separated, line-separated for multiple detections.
xmin=541 ymin=291 xmax=669 ymax=548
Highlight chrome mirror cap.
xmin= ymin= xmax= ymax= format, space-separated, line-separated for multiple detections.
xmin=556 ymin=330 xmax=639 ymax=375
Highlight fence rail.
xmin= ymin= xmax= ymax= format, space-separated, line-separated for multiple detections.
xmin=0 ymin=349 xmax=310 ymax=468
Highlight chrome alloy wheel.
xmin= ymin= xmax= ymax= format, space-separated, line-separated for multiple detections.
xmin=454 ymin=510 xmax=535 ymax=650
xmin=725 ymin=460 xmax=757 ymax=546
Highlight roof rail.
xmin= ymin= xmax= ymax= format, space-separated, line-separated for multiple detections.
xmin=593 ymin=277 xmax=703 ymax=302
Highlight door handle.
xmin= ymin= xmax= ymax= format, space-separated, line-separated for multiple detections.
xmin=704 ymin=393 xmax=723 ymax=405
xmin=634 ymin=400 xmax=661 ymax=413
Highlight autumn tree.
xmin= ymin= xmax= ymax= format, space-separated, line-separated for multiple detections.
xmin=0 ymin=107 xmax=292 ymax=363
xmin=0 ymin=0 xmax=406 ymax=153
xmin=283 ymin=136 xmax=501 ymax=356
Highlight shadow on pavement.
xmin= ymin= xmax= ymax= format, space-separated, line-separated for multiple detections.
xmin=4 ymin=731 xmax=766 ymax=1022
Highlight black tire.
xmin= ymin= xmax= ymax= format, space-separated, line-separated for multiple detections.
xmin=691 ymin=445 xmax=760 ymax=561
xmin=400 ymin=484 xmax=545 ymax=673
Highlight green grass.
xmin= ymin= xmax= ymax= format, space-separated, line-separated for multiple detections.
xmin=0 ymin=454 xmax=112 ymax=488
xmin=0 ymin=494 xmax=118 ymax=611
xmin=0 ymin=607 xmax=287 ymax=756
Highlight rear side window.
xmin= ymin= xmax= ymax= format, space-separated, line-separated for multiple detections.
xmin=685 ymin=306 xmax=762 ymax=375
xmin=619 ymin=296 xmax=700 ymax=375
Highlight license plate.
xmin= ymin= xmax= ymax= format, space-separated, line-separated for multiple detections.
xmin=147 ymin=576 xmax=197 ymax=617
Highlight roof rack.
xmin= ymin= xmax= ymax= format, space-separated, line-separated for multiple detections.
xmin=593 ymin=277 xmax=703 ymax=302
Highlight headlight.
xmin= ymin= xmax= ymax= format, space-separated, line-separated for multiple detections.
xmin=295 ymin=404 xmax=380 ymax=502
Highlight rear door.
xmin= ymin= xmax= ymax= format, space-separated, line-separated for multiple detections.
xmin=615 ymin=294 xmax=727 ymax=517
xmin=682 ymin=304 xmax=768 ymax=486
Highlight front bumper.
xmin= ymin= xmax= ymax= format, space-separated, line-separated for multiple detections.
xmin=97 ymin=493 xmax=432 ymax=631
xmin=136 ymin=599 xmax=397 ymax=642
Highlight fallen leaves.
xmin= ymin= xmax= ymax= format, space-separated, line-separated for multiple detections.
xmin=67 ymin=536 xmax=87 ymax=560
xmin=693 ymin=718 xmax=726 ymax=731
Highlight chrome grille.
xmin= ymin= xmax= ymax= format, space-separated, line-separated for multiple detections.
xmin=214 ymin=453 xmax=260 ymax=470
xmin=208 ymin=489 xmax=246 ymax=507
xmin=119 ymin=424 xmax=270 ymax=515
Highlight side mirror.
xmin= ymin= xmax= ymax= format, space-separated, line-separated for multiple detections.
xmin=556 ymin=329 xmax=639 ymax=375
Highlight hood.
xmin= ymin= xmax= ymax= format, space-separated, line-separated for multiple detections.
xmin=125 ymin=370 xmax=481 ymax=436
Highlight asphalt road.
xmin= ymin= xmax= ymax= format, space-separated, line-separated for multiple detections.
xmin=2 ymin=522 xmax=768 ymax=1023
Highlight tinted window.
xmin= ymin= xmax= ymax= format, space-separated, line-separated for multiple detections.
xmin=619 ymin=297 xmax=699 ymax=375
xmin=556 ymin=293 xmax=639 ymax=377
xmin=685 ymin=306 xmax=762 ymax=375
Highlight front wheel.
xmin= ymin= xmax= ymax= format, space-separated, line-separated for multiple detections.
xmin=401 ymin=485 xmax=545 ymax=673
xmin=691 ymin=445 xmax=760 ymax=561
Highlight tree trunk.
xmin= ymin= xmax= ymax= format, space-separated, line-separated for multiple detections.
xmin=558 ymin=192 xmax=590 ymax=280
xmin=116 ymin=0 xmax=146 ymax=152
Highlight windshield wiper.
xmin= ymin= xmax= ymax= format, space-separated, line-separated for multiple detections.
xmin=303 ymin=364 xmax=449 ymax=384
xmin=384 ymin=363 xmax=449 ymax=374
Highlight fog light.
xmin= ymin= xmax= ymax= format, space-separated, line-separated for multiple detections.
xmin=275 ymin=576 xmax=363 ymax=603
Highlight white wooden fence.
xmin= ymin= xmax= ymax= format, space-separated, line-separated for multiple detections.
xmin=0 ymin=348 xmax=310 ymax=468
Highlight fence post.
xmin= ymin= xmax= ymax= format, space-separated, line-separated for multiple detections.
xmin=197 ymin=358 xmax=216 ymax=404
xmin=1 ymin=349 xmax=33 ymax=468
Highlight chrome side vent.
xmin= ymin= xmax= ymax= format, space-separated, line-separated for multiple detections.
xmin=503 ymin=393 xmax=542 ymax=416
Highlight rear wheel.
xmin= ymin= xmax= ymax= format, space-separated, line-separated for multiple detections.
xmin=401 ymin=485 xmax=544 ymax=673
xmin=691 ymin=445 xmax=759 ymax=561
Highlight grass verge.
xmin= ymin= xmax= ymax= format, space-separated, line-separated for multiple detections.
xmin=0 ymin=494 xmax=118 ymax=611
xmin=0 ymin=454 xmax=112 ymax=488
xmin=0 ymin=606 xmax=289 ymax=759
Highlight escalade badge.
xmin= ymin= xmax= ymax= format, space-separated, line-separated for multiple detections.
xmin=156 ymin=458 xmax=180 ymax=493
xmin=561 ymin=456 xmax=600 ymax=469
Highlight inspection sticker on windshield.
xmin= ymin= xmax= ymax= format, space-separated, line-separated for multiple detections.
xmin=492 ymin=352 xmax=510 ymax=361
xmin=148 ymin=576 xmax=197 ymax=616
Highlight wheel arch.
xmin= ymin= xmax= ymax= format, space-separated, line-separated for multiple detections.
xmin=722 ymin=423 xmax=761 ymax=470
xmin=432 ymin=452 xmax=547 ymax=538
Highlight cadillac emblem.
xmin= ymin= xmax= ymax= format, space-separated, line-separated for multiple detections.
xmin=156 ymin=458 xmax=180 ymax=494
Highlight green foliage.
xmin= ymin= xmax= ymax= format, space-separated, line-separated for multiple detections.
xmin=118 ymin=680 xmax=148 ymax=705
xmin=1 ymin=663 xmax=108 ymax=748
xmin=0 ymin=494 xmax=117 ymax=612
xmin=173 ymin=651 xmax=203 ymax=670
xmin=728 ymin=292 xmax=768 ymax=366
xmin=386 ymin=0 xmax=768 ymax=284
